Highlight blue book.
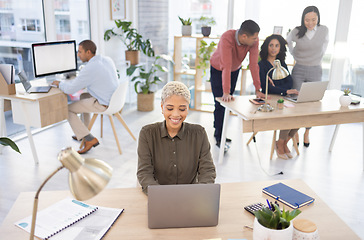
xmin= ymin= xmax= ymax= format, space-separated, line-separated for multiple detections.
xmin=262 ymin=182 xmax=315 ymax=209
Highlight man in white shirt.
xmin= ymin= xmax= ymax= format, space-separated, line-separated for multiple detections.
xmin=52 ymin=40 xmax=118 ymax=154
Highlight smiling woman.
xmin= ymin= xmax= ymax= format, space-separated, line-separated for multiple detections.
xmin=136 ymin=81 xmax=216 ymax=194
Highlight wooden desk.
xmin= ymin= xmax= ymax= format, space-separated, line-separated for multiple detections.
xmin=0 ymin=180 xmax=359 ymax=240
xmin=216 ymin=90 xmax=364 ymax=164
xmin=0 ymin=80 xmax=68 ymax=163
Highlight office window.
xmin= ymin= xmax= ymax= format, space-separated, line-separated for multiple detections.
xmin=53 ymin=0 xmax=90 ymax=42
xmin=345 ymin=0 xmax=364 ymax=96
xmin=21 ymin=19 xmax=41 ymax=32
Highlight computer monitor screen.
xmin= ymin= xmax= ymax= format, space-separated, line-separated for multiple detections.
xmin=32 ymin=40 xmax=77 ymax=78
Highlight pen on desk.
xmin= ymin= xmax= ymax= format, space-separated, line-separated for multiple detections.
xmin=266 ymin=199 xmax=272 ymax=210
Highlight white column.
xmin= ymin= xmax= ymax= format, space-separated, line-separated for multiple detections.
xmin=43 ymin=0 xmax=57 ymax=41
xmin=328 ymin=0 xmax=353 ymax=90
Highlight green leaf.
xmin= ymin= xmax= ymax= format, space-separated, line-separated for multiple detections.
xmin=0 ymin=137 xmax=21 ymax=153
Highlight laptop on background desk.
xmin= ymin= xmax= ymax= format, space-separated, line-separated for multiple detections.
xmin=18 ymin=71 xmax=51 ymax=93
xmin=284 ymin=81 xmax=329 ymax=103
xmin=148 ymin=184 xmax=221 ymax=229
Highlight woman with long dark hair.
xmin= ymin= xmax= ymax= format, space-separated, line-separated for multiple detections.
xmin=259 ymin=34 xmax=299 ymax=159
xmin=286 ymin=6 xmax=329 ymax=147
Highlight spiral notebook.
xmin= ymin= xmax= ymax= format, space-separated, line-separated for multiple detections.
xmin=15 ymin=198 xmax=98 ymax=239
xmin=262 ymin=182 xmax=315 ymax=209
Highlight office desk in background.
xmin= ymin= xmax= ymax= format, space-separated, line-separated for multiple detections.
xmin=0 ymin=79 xmax=68 ymax=163
xmin=0 ymin=179 xmax=359 ymax=240
xmin=217 ymin=90 xmax=364 ymax=164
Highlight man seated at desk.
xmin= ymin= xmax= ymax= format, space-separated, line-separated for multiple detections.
xmin=137 ymin=82 xmax=216 ymax=194
xmin=52 ymin=40 xmax=118 ymax=154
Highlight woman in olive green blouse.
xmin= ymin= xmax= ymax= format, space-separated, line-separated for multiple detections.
xmin=137 ymin=81 xmax=216 ymax=194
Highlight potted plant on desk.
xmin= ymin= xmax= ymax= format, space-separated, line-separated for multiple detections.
xmin=253 ymin=203 xmax=301 ymax=240
xmin=104 ymin=20 xmax=155 ymax=65
xmin=339 ymin=88 xmax=352 ymax=107
xmin=0 ymin=137 xmax=20 ymax=153
xmin=127 ymin=54 xmax=174 ymax=111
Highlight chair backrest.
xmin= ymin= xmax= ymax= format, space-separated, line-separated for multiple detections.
xmin=103 ymin=80 xmax=128 ymax=115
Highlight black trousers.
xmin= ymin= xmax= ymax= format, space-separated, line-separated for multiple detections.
xmin=210 ymin=66 xmax=240 ymax=142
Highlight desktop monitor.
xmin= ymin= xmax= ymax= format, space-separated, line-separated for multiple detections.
xmin=31 ymin=40 xmax=78 ymax=78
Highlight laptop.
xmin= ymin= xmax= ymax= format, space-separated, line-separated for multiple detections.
xmin=18 ymin=71 xmax=51 ymax=93
xmin=148 ymin=184 xmax=221 ymax=229
xmin=284 ymin=81 xmax=329 ymax=103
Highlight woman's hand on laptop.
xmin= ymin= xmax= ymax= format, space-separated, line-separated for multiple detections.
xmin=287 ymin=89 xmax=299 ymax=95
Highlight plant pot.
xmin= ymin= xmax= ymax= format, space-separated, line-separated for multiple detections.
xmin=137 ymin=92 xmax=154 ymax=111
xmin=253 ymin=217 xmax=293 ymax=240
xmin=339 ymin=94 xmax=351 ymax=107
xmin=201 ymin=26 xmax=211 ymax=37
xmin=181 ymin=25 xmax=192 ymax=36
xmin=125 ymin=50 xmax=140 ymax=65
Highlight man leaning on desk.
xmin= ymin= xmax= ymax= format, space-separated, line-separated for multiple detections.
xmin=52 ymin=40 xmax=118 ymax=154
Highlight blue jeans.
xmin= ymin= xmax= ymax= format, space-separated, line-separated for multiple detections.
xmin=210 ymin=66 xmax=240 ymax=142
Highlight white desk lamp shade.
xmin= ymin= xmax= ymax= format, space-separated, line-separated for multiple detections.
xmin=58 ymin=147 xmax=113 ymax=201
xmin=258 ymin=59 xmax=290 ymax=112
xmin=272 ymin=59 xmax=289 ymax=80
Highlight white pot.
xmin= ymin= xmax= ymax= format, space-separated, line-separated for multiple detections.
xmin=253 ymin=217 xmax=293 ymax=240
xmin=339 ymin=94 xmax=351 ymax=107
xmin=181 ymin=25 xmax=192 ymax=36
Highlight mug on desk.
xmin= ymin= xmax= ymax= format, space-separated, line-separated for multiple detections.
xmin=293 ymin=219 xmax=319 ymax=240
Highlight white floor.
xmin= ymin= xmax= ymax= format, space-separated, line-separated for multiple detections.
xmin=0 ymin=100 xmax=363 ymax=238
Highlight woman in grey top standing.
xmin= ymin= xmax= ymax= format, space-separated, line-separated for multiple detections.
xmin=137 ymin=81 xmax=216 ymax=194
xmin=286 ymin=5 xmax=329 ymax=147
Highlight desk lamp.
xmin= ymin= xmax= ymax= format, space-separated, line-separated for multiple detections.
xmin=258 ymin=59 xmax=289 ymax=112
xmin=29 ymin=147 xmax=112 ymax=240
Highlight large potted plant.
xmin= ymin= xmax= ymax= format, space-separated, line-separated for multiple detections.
xmin=198 ymin=16 xmax=216 ymax=37
xmin=178 ymin=16 xmax=192 ymax=36
xmin=253 ymin=204 xmax=301 ymax=240
xmin=127 ymin=54 xmax=174 ymax=111
xmin=0 ymin=137 xmax=21 ymax=153
xmin=104 ymin=20 xmax=155 ymax=65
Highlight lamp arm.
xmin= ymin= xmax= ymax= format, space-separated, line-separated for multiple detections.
xmin=265 ymin=68 xmax=274 ymax=102
xmin=30 ymin=166 xmax=64 ymax=240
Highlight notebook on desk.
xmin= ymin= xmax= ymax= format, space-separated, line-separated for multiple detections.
xmin=284 ymin=81 xmax=329 ymax=103
xmin=18 ymin=71 xmax=51 ymax=93
xmin=148 ymin=184 xmax=221 ymax=229
xmin=263 ymin=182 xmax=315 ymax=209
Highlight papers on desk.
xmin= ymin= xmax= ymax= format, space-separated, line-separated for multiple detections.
xmin=14 ymin=198 xmax=124 ymax=240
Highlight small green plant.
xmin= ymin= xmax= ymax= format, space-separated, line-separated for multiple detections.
xmin=343 ymin=88 xmax=351 ymax=95
xmin=277 ymin=98 xmax=284 ymax=103
xmin=127 ymin=55 xmax=174 ymax=94
xmin=104 ymin=20 xmax=155 ymax=57
xmin=197 ymin=40 xmax=217 ymax=76
xmin=254 ymin=204 xmax=301 ymax=230
xmin=198 ymin=16 xmax=216 ymax=27
xmin=0 ymin=137 xmax=21 ymax=153
xmin=178 ymin=16 xmax=192 ymax=25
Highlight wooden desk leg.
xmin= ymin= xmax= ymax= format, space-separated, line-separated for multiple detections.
xmin=218 ymin=108 xmax=230 ymax=164
xmin=246 ymin=132 xmax=257 ymax=145
xmin=292 ymin=137 xmax=300 ymax=155
xmin=0 ymin=98 xmax=6 ymax=154
xmin=21 ymin=102 xmax=39 ymax=164
xmin=329 ymin=124 xmax=340 ymax=152
xmin=270 ymin=130 xmax=277 ymax=160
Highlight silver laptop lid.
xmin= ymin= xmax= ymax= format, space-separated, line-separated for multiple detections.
xmin=148 ymin=184 xmax=221 ymax=229
xmin=18 ymin=71 xmax=32 ymax=92
xmin=286 ymin=81 xmax=329 ymax=103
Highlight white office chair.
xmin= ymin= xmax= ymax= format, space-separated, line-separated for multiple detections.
xmin=81 ymin=81 xmax=136 ymax=154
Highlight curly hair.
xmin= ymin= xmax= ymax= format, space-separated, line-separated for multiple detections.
xmin=259 ymin=34 xmax=287 ymax=63
xmin=161 ymin=81 xmax=191 ymax=104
